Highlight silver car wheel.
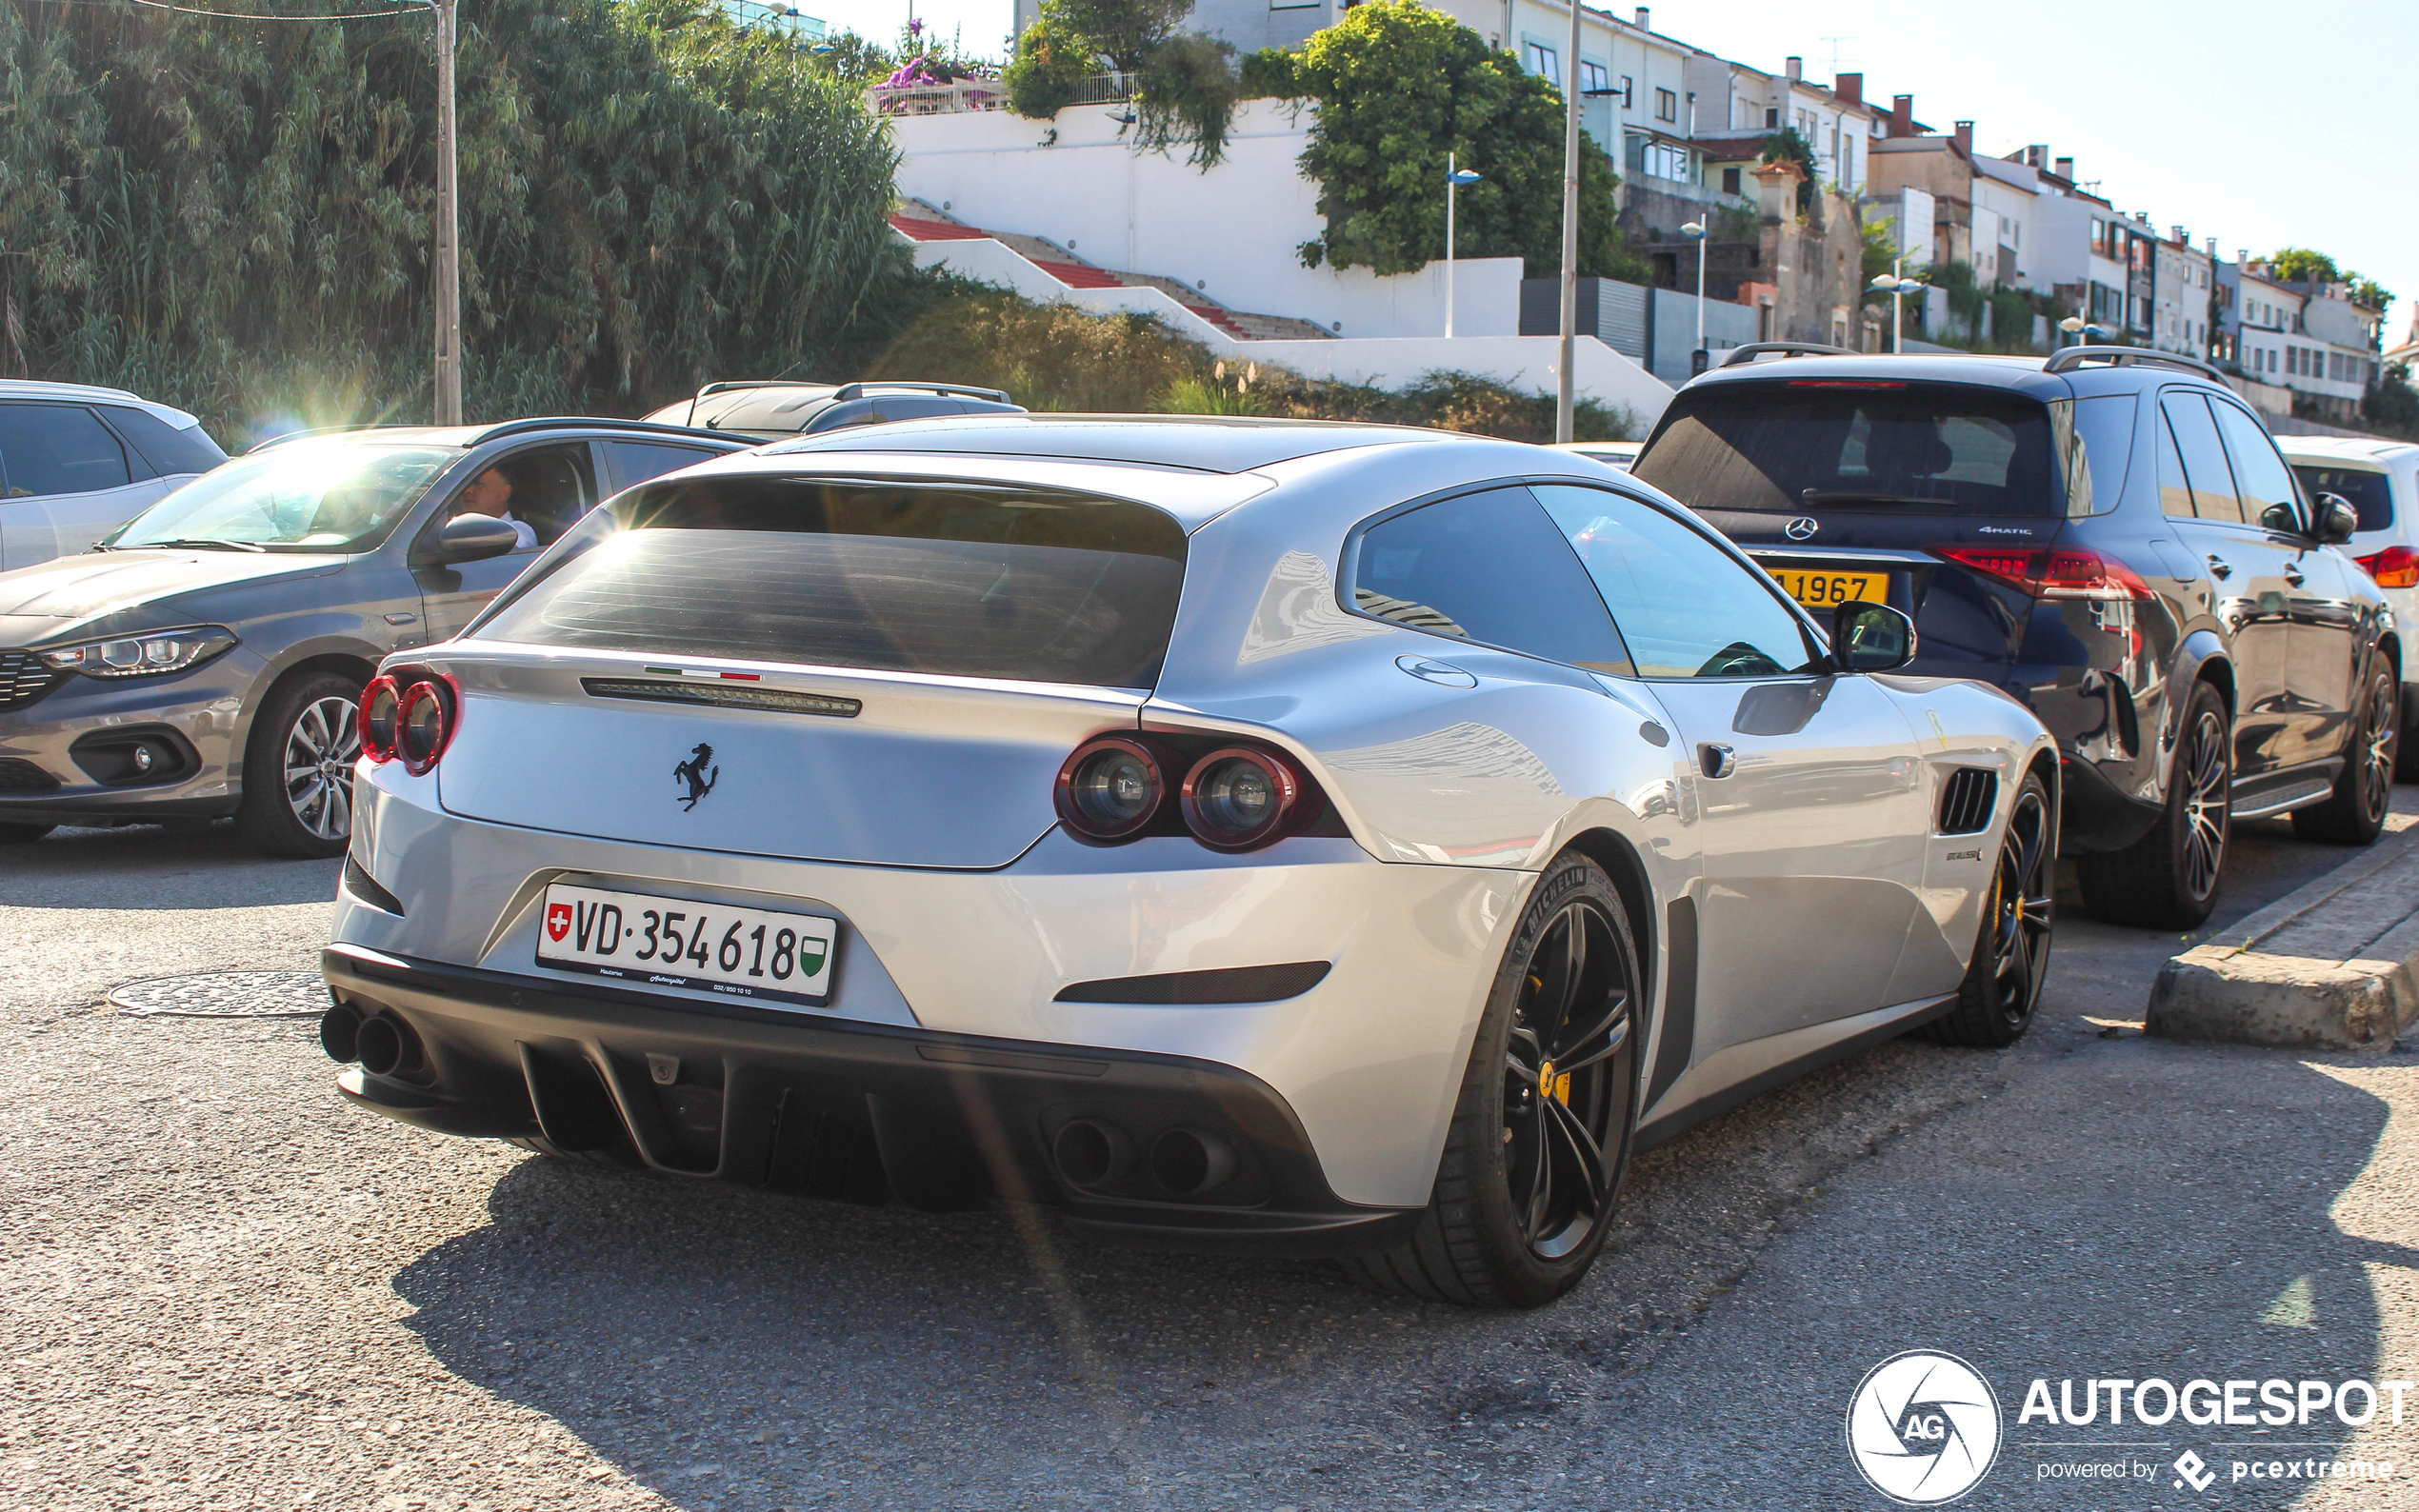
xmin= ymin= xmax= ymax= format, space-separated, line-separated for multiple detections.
xmin=284 ymin=694 xmax=360 ymax=841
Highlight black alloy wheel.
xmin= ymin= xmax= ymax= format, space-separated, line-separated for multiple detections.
xmin=2295 ymin=663 xmax=2398 ymax=846
xmin=1343 ymin=853 xmax=1641 ymax=1307
xmin=1931 ymin=771 xmax=2054 ymax=1048
xmin=1500 ymin=899 xmax=1633 ymax=1260
xmin=2078 ymin=680 xmax=2230 ymax=929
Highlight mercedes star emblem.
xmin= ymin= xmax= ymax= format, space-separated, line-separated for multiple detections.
xmin=1785 ymin=516 xmax=1820 ymax=541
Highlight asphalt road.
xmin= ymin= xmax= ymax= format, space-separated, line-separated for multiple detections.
xmin=5 ymin=801 xmax=2419 ymax=1512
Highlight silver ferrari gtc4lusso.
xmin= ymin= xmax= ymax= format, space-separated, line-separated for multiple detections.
xmin=321 ymin=417 xmax=2058 ymax=1307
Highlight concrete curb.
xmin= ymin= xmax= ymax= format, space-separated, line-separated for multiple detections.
xmin=2147 ymin=821 xmax=2419 ymax=1052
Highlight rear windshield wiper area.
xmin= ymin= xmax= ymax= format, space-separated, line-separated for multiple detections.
xmin=1799 ymin=490 xmax=1967 ymax=509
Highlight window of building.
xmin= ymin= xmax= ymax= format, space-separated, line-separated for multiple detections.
xmin=1619 ymin=74 xmax=1633 ymax=108
xmin=1764 ymin=106 xmax=1779 ymax=129
xmin=1579 ymin=60 xmax=1609 ymax=96
xmin=1524 ymin=42 xmax=1559 ymax=85
xmin=1722 ymin=166 xmax=1742 ymax=195
xmin=1656 ymin=88 xmax=1677 ymax=122
xmin=1643 ymin=140 xmax=1689 ymax=181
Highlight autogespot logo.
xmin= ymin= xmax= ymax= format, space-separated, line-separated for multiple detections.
xmin=1847 ymin=1351 xmax=2004 ymax=1504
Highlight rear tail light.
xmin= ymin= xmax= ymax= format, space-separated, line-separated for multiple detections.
xmin=2357 ymin=546 xmax=2419 ymax=588
xmin=1054 ymin=734 xmax=1328 ymax=851
xmin=1182 ymin=746 xmax=1317 ymax=851
xmin=1932 ymin=545 xmax=2152 ymax=601
xmin=359 ymin=669 xmax=459 ymax=775
xmin=359 ymin=675 xmax=402 ymax=763
xmin=1054 ymin=736 xmax=1175 ymax=842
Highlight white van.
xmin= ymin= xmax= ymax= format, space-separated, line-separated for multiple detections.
xmin=2281 ymin=434 xmax=2419 ymax=776
xmin=0 ymin=381 xmax=227 ymax=569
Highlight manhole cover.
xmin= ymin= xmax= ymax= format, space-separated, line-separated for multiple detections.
xmin=108 ymin=970 xmax=330 ymax=1019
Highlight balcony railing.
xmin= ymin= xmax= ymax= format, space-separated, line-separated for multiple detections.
xmin=868 ymin=71 xmax=1132 ymax=117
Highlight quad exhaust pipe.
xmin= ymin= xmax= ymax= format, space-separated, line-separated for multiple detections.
xmin=321 ymin=1002 xmax=423 ymax=1080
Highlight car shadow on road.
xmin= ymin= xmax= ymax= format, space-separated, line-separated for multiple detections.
xmin=0 ymin=822 xmax=338 ymax=910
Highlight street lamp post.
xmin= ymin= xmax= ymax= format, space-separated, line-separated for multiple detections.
xmin=1553 ymin=0 xmax=1581 ymax=443
xmin=1681 ymin=220 xmax=1707 ymax=371
xmin=428 ymin=0 xmax=461 ymax=426
xmin=2058 ymin=314 xmax=2110 ymax=348
xmin=1445 ymin=154 xmax=1482 ymax=339
xmin=1868 ymin=256 xmax=1923 ymax=353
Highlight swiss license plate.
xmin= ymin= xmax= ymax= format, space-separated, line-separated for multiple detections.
xmin=535 ymin=882 xmax=836 ymax=1006
xmin=1771 ymin=567 xmax=1888 ymax=608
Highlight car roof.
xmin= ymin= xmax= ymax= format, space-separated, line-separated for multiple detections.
xmin=648 ymin=381 xmax=1022 ymax=434
xmin=0 ymin=378 xmax=206 ymax=432
xmin=2275 ymin=435 xmax=2419 ymax=468
xmin=764 ymin=413 xmax=1450 ymax=473
xmin=1680 ymin=350 xmax=2064 ymax=396
xmin=250 ymin=417 xmax=744 ymax=453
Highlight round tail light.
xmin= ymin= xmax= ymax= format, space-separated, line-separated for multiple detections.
xmin=1181 ymin=746 xmax=1311 ymax=851
xmin=359 ymin=675 xmax=403 ymax=764
xmin=394 ymin=678 xmax=458 ymax=775
xmin=1055 ymin=736 xmax=1172 ymax=842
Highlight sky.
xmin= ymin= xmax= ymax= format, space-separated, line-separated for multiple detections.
xmin=811 ymin=0 xmax=2416 ymax=343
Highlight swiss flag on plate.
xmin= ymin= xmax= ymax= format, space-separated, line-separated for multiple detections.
xmin=546 ymin=902 xmax=573 ymax=943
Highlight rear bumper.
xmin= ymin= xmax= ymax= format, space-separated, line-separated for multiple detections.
xmin=322 ymin=942 xmax=1421 ymax=1256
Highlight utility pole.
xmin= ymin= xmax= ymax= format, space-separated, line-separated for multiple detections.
xmin=430 ymin=0 xmax=462 ymax=426
xmin=1553 ymin=0 xmax=1580 ymax=442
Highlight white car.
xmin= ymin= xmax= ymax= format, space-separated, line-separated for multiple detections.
xmin=1549 ymin=439 xmax=1641 ymax=470
xmin=319 ymin=417 xmax=2057 ymax=1307
xmin=2280 ymin=435 xmax=2419 ymax=776
xmin=0 ymin=381 xmax=227 ymax=569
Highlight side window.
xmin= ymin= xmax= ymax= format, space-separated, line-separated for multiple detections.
xmin=2159 ymin=393 xmax=2242 ymax=524
xmin=449 ymin=442 xmax=597 ymax=549
xmin=99 ymin=406 xmax=227 ymax=479
xmin=605 ymin=441 xmax=717 ymax=491
xmin=805 ymin=399 xmax=878 ymax=432
xmin=1533 ymin=484 xmax=1816 ymax=679
xmin=1350 ymin=487 xmax=1631 ymax=672
xmin=2154 ymin=408 xmax=2195 ymax=519
xmin=2209 ymin=400 xmax=2302 ymax=531
xmin=0 ymin=404 xmax=132 ymax=498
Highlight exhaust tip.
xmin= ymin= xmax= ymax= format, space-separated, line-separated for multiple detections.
xmin=352 ymin=1014 xmax=422 ymax=1080
xmin=319 ymin=1004 xmax=363 ymax=1064
xmin=1051 ymin=1118 xmax=1132 ymax=1189
xmin=1149 ymin=1127 xmax=1238 ymax=1196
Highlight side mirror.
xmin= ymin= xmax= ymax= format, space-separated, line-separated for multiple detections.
xmin=2314 ymin=491 xmax=2359 ymax=546
xmin=417 ymin=513 xmax=519 ymax=566
xmin=2259 ymin=501 xmax=2305 ymax=535
xmin=1830 ymin=600 xmax=1917 ymax=673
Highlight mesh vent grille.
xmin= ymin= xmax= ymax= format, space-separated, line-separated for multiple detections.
xmin=1938 ymin=767 xmax=1998 ymax=835
xmin=0 ymin=758 xmax=59 ymax=792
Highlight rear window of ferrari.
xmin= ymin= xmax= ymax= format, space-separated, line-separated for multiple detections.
xmin=470 ymin=475 xmax=1189 ymax=688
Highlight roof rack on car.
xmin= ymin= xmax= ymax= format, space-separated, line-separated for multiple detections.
xmin=1717 ymin=342 xmax=1860 ymax=368
xmin=694 ymin=379 xmax=832 ymax=399
xmin=2043 ymin=344 xmax=2229 ymax=385
xmin=830 ymin=380 xmax=1014 ymax=404
xmin=470 ymin=416 xmax=736 ymax=446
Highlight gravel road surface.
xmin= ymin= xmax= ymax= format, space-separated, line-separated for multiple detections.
xmin=6 ymin=805 xmax=2418 ymax=1511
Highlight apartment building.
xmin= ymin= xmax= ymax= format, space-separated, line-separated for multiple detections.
xmin=2150 ymin=228 xmax=2213 ymax=358
xmin=2233 ymin=261 xmax=2385 ymax=421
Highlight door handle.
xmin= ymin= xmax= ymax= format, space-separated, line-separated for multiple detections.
xmin=1699 ymin=743 xmax=1737 ymax=779
xmin=2206 ymin=555 xmax=2233 ymax=579
xmin=2284 ymin=565 xmax=2306 ymax=587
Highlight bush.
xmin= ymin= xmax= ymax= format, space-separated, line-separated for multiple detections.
xmin=1291 ymin=0 xmax=1625 ymax=280
xmin=1135 ymin=31 xmax=1243 ymax=168
xmin=1003 ymin=10 xmax=1100 ymax=119
xmin=0 ymin=0 xmax=902 ymax=439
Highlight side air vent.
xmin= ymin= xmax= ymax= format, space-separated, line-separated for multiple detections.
xmin=0 ymin=651 xmax=63 ymax=712
xmin=1938 ymin=767 xmax=1998 ymax=835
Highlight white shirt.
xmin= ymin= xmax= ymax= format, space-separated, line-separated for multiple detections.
xmin=500 ymin=511 xmax=538 ymax=550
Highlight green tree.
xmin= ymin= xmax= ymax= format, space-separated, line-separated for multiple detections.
xmin=2265 ymin=248 xmax=2394 ymax=310
xmin=1002 ymin=10 xmax=1101 ymax=117
xmin=1291 ymin=0 xmax=1626 ymax=279
xmin=1759 ymin=127 xmax=1816 ymax=212
xmin=0 ymin=0 xmax=903 ymax=435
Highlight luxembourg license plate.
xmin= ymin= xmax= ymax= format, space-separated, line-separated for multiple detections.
xmin=1771 ymin=567 xmax=1889 ymax=608
xmin=535 ymin=882 xmax=836 ymax=1006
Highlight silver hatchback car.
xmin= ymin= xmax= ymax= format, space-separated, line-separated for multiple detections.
xmin=322 ymin=416 xmax=2058 ymax=1306
xmin=0 ymin=417 xmax=747 ymax=854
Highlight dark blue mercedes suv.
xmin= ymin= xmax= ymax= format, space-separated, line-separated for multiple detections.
xmin=1631 ymin=344 xmax=2394 ymax=929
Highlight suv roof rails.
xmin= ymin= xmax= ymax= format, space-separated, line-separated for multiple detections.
xmin=2043 ymin=344 xmax=2229 ymax=385
xmin=830 ymin=379 xmax=1014 ymax=404
xmin=694 ymin=379 xmax=831 ymax=400
xmin=471 ymin=416 xmax=737 ymax=446
xmin=1717 ymin=342 xmax=1860 ymax=368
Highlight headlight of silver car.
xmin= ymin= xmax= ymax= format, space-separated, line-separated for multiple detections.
xmin=38 ymin=627 xmax=237 ymax=679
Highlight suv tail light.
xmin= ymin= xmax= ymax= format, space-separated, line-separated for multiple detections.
xmin=2356 ymin=546 xmax=2419 ymax=588
xmin=1932 ymin=545 xmax=2152 ymax=602
xmin=1054 ymin=734 xmax=1329 ymax=852
xmin=359 ymin=669 xmax=459 ymax=775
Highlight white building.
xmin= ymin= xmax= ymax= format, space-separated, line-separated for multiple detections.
xmin=2150 ymin=228 xmax=2213 ymax=359
xmin=2236 ymin=262 xmax=2387 ymax=421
